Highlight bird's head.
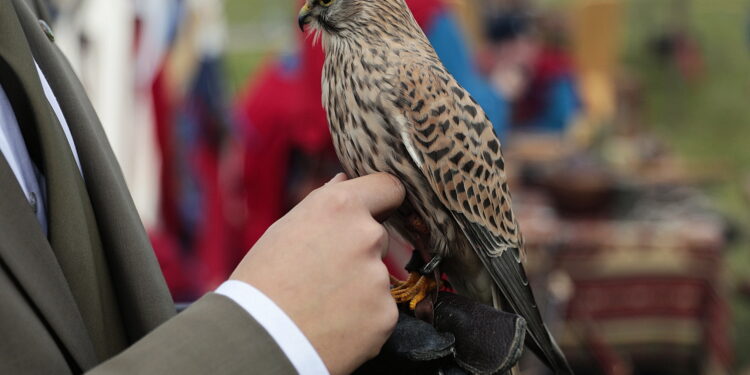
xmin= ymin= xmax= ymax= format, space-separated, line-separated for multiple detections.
xmin=298 ymin=0 xmax=415 ymax=40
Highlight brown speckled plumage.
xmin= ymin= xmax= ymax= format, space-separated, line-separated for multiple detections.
xmin=301 ymin=0 xmax=571 ymax=372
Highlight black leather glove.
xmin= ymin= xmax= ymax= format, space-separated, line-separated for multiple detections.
xmin=354 ymin=292 xmax=526 ymax=375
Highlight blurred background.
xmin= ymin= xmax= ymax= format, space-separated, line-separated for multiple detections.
xmin=42 ymin=0 xmax=750 ymax=373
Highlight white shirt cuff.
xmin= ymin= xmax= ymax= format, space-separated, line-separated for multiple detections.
xmin=215 ymin=280 xmax=330 ymax=375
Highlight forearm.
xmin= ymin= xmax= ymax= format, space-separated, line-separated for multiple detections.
xmin=88 ymin=294 xmax=297 ymax=375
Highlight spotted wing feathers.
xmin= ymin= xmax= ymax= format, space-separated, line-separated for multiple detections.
xmin=394 ymin=63 xmax=573 ymax=374
xmin=394 ymin=63 xmax=522 ymax=250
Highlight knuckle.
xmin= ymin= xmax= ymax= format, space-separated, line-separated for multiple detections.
xmin=364 ymin=223 xmax=389 ymax=248
xmin=308 ymin=184 xmax=323 ymax=196
xmin=372 ymin=303 xmax=398 ymax=355
xmin=302 ymin=188 xmax=323 ymax=208
xmin=376 ymin=262 xmax=391 ymax=288
xmin=375 ymin=266 xmax=398 ymax=328
xmin=367 ymin=345 xmax=382 ymax=360
xmin=326 ymin=189 xmax=354 ymax=211
xmin=375 ymin=224 xmax=389 ymax=243
xmin=368 ymin=263 xmax=391 ymax=296
xmin=309 ymin=186 xmax=351 ymax=212
xmin=308 ymin=182 xmax=330 ymax=198
xmin=384 ymin=300 xmax=399 ymax=328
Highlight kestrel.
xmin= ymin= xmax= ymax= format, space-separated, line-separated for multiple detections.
xmin=299 ymin=0 xmax=572 ymax=373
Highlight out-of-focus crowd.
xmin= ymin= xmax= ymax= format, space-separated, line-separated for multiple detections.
xmin=47 ymin=0 xmax=738 ymax=373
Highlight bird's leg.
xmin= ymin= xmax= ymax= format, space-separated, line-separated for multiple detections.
xmin=391 ymin=272 xmax=437 ymax=310
xmin=389 ymin=253 xmax=443 ymax=309
xmin=389 ymin=215 xmax=441 ymax=310
xmin=421 ymin=255 xmax=443 ymax=274
xmin=390 ymin=249 xmax=437 ymax=309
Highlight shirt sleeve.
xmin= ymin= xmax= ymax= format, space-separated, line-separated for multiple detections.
xmin=215 ymin=280 xmax=330 ymax=375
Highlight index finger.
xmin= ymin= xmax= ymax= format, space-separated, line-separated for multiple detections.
xmin=336 ymin=173 xmax=406 ymax=220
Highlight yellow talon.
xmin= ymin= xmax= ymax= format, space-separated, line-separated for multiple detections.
xmin=390 ymin=272 xmax=437 ymax=310
xmin=409 ymin=287 xmax=429 ymax=310
xmin=391 ymin=273 xmax=419 ymax=292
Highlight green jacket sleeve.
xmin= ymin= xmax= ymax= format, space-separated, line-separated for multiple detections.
xmin=90 ymin=294 xmax=298 ymax=375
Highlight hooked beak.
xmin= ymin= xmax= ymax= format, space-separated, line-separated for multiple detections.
xmin=298 ymin=2 xmax=312 ymax=32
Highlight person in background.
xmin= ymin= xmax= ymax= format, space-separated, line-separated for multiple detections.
xmin=484 ymin=9 xmax=582 ymax=134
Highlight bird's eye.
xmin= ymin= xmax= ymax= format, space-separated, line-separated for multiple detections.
xmin=319 ymin=0 xmax=334 ymax=7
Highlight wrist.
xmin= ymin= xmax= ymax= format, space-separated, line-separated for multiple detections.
xmin=215 ymin=280 xmax=330 ymax=375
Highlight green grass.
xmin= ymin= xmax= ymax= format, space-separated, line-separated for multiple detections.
xmin=223 ymin=0 xmax=264 ymax=25
xmin=223 ymin=0 xmax=292 ymax=94
xmin=224 ymin=49 xmax=268 ymax=95
xmin=622 ymin=0 xmax=750 ymax=369
xmin=622 ymin=1 xmax=750 ymax=181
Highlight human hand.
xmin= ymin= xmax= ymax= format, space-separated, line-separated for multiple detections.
xmin=230 ymin=173 xmax=405 ymax=375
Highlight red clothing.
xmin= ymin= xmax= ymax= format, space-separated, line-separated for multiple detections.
xmin=234 ymin=41 xmax=332 ymax=254
xmin=407 ymin=0 xmax=445 ymax=30
xmin=151 ymin=60 xmax=230 ymax=300
xmin=513 ymin=47 xmax=575 ymax=125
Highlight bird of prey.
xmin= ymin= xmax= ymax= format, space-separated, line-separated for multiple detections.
xmin=298 ymin=0 xmax=572 ymax=373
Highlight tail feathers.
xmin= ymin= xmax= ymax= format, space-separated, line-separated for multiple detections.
xmin=491 ymin=287 xmax=573 ymax=375
xmin=458 ymin=218 xmax=573 ymax=374
xmin=526 ymin=329 xmax=574 ymax=375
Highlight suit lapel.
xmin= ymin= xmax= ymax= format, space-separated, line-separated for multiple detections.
xmin=11 ymin=0 xmax=176 ymax=341
xmin=0 ymin=4 xmax=97 ymax=366
xmin=0 ymin=159 xmax=98 ymax=372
